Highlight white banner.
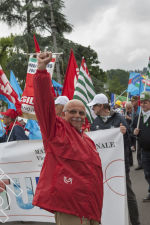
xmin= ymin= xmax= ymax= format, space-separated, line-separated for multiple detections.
xmin=0 ymin=128 xmax=128 ymax=224
xmin=87 ymin=128 xmax=128 ymax=225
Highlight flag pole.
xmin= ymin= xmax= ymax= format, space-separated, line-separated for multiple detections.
xmin=7 ymin=118 xmax=17 ymax=142
xmin=111 ymin=88 xmax=127 ymax=106
xmin=23 ymin=52 xmax=63 ymax=56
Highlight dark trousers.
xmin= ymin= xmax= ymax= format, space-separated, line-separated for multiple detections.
xmin=142 ymin=150 xmax=150 ymax=193
xmin=137 ymin=142 xmax=142 ymax=167
xmin=126 ymin=172 xmax=140 ymax=225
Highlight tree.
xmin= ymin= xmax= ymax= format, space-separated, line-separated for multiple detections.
xmin=0 ymin=0 xmax=72 ymax=51
xmin=0 ymin=36 xmax=14 ymax=76
xmin=0 ymin=0 xmax=106 ymax=92
xmin=106 ymin=69 xmax=129 ymax=96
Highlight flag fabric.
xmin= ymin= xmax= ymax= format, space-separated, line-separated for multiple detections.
xmin=33 ymin=35 xmax=40 ymax=53
xmin=0 ymin=66 xmax=22 ymax=115
xmin=0 ymin=117 xmax=5 ymax=137
xmin=146 ymin=56 xmax=150 ymax=78
xmin=21 ymin=56 xmax=56 ymax=119
xmin=142 ymin=78 xmax=150 ymax=91
xmin=52 ymin=79 xmax=63 ymax=96
xmin=111 ymin=93 xmax=115 ymax=107
xmin=62 ymin=49 xmax=79 ymax=99
xmin=0 ymin=94 xmax=15 ymax=109
xmin=25 ymin=119 xmax=42 ymax=140
xmin=127 ymin=72 xmax=144 ymax=95
xmin=73 ymin=57 xmax=96 ymax=123
xmin=10 ymin=70 xmax=23 ymax=100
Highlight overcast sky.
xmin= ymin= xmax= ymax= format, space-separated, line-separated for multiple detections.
xmin=1 ymin=0 xmax=150 ymax=71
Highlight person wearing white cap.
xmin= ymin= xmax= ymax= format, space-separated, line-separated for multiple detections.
xmin=55 ymin=96 xmax=69 ymax=117
xmin=87 ymin=94 xmax=141 ymax=225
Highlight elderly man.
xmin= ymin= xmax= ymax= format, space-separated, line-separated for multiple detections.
xmin=0 ymin=109 xmax=28 ymax=142
xmin=32 ymin=52 xmax=103 ymax=225
xmin=134 ymin=92 xmax=150 ymax=202
xmin=87 ymin=94 xmax=141 ymax=225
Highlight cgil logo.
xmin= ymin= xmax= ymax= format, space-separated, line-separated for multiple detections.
xmin=21 ymin=96 xmax=34 ymax=105
xmin=64 ymin=177 xmax=73 ymax=184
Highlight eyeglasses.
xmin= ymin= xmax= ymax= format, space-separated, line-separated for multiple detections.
xmin=65 ymin=109 xmax=86 ymax=116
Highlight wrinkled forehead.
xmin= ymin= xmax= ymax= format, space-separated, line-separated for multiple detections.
xmin=64 ymin=100 xmax=85 ymax=111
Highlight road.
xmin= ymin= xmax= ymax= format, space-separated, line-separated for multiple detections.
xmin=129 ymin=152 xmax=150 ymax=225
xmin=5 ymin=152 xmax=150 ymax=225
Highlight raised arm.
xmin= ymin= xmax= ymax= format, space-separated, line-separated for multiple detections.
xmin=33 ymin=52 xmax=56 ymax=140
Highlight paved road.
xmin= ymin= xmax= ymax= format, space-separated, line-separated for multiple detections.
xmin=129 ymin=152 xmax=150 ymax=225
xmin=5 ymin=152 xmax=150 ymax=225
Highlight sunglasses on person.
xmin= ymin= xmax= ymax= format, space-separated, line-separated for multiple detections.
xmin=65 ymin=109 xmax=86 ymax=116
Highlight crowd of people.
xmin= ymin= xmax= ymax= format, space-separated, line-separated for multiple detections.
xmin=0 ymin=52 xmax=150 ymax=225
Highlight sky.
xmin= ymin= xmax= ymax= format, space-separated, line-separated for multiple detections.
xmin=1 ymin=0 xmax=150 ymax=71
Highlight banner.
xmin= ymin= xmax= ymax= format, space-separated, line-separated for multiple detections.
xmin=21 ymin=56 xmax=56 ymax=120
xmin=0 ymin=66 xmax=21 ymax=114
xmin=0 ymin=128 xmax=128 ymax=224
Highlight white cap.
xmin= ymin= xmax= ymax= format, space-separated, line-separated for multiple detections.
xmin=55 ymin=96 xmax=69 ymax=105
xmin=87 ymin=94 xmax=108 ymax=106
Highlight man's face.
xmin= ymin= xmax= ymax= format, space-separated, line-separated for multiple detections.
xmin=131 ymin=99 xmax=138 ymax=108
xmin=64 ymin=101 xmax=86 ymax=131
xmin=3 ymin=115 xmax=12 ymax=126
xmin=126 ymin=106 xmax=132 ymax=113
xmin=141 ymin=100 xmax=150 ymax=112
xmin=92 ymin=104 xmax=103 ymax=116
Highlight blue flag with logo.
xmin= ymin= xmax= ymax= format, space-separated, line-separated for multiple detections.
xmin=25 ymin=120 xmax=42 ymax=140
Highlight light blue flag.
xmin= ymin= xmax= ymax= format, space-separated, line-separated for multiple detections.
xmin=0 ymin=115 xmax=5 ymax=137
xmin=0 ymin=71 xmax=22 ymax=110
xmin=10 ymin=70 xmax=23 ymax=100
xmin=52 ymin=79 xmax=63 ymax=96
xmin=25 ymin=120 xmax=42 ymax=140
xmin=0 ymin=94 xmax=15 ymax=109
xmin=127 ymin=72 xmax=144 ymax=95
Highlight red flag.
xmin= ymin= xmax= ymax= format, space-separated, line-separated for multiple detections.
xmin=21 ymin=56 xmax=56 ymax=119
xmin=62 ymin=49 xmax=79 ymax=100
xmin=0 ymin=66 xmax=22 ymax=115
xmin=33 ymin=34 xmax=40 ymax=53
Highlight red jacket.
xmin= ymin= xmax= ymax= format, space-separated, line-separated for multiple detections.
xmin=32 ymin=70 xmax=103 ymax=222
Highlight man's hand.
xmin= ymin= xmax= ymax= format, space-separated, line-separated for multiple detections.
xmin=120 ymin=123 xmax=126 ymax=134
xmin=37 ymin=52 xmax=52 ymax=70
xmin=134 ymin=128 xmax=140 ymax=135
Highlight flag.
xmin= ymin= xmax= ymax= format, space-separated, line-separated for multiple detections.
xmin=10 ymin=70 xmax=22 ymax=100
xmin=33 ymin=34 xmax=40 ymax=53
xmin=127 ymin=72 xmax=144 ymax=95
xmin=142 ymin=78 xmax=150 ymax=91
xmin=146 ymin=56 xmax=150 ymax=78
xmin=0 ymin=66 xmax=22 ymax=115
xmin=73 ymin=57 xmax=96 ymax=123
xmin=52 ymin=79 xmax=63 ymax=96
xmin=25 ymin=119 xmax=42 ymax=140
xmin=62 ymin=49 xmax=79 ymax=99
xmin=0 ymin=117 xmax=5 ymax=137
xmin=21 ymin=55 xmax=56 ymax=119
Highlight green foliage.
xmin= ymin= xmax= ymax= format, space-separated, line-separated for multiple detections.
xmin=0 ymin=0 xmax=72 ymax=36
xmin=106 ymin=69 xmax=129 ymax=96
xmin=0 ymin=36 xmax=14 ymax=76
xmin=0 ymin=0 xmax=105 ymax=94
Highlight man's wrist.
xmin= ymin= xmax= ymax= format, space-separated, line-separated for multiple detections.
xmin=37 ymin=64 xmax=46 ymax=70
